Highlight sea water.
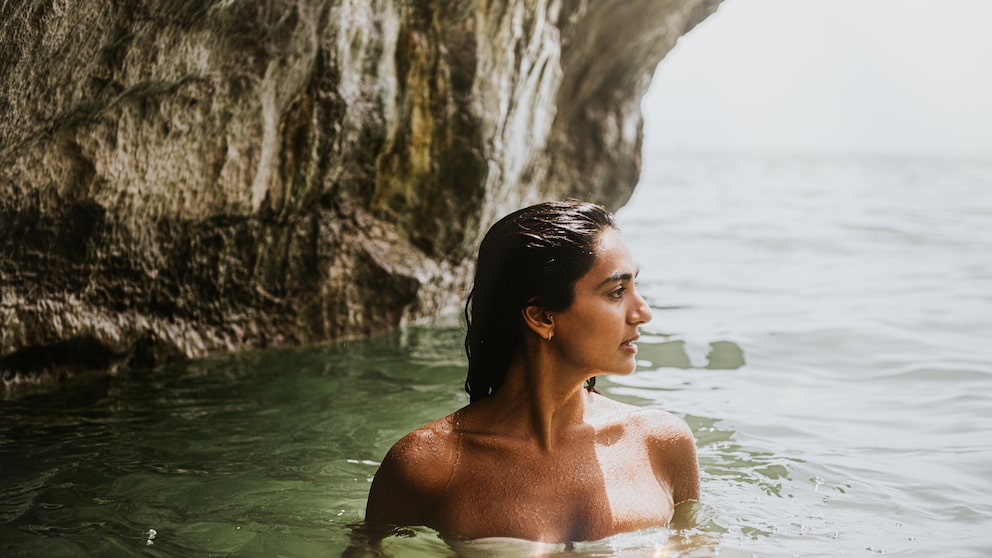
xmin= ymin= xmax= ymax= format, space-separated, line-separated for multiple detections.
xmin=1 ymin=150 xmax=990 ymax=557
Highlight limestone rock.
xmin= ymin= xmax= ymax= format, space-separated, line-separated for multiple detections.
xmin=0 ymin=0 xmax=722 ymax=383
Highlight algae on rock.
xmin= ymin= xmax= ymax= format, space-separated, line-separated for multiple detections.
xmin=0 ymin=0 xmax=722 ymax=382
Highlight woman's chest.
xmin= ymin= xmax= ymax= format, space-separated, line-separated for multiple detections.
xmin=432 ymin=441 xmax=674 ymax=542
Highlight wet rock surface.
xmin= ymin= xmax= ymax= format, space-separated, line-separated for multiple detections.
xmin=0 ymin=0 xmax=721 ymax=383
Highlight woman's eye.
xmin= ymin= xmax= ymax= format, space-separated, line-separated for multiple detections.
xmin=609 ymin=287 xmax=625 ymax=299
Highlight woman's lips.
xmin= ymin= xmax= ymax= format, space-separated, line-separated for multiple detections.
xmin=620 ymin=335 xmax=639 ymax=354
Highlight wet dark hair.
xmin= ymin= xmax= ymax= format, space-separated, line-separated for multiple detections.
xmin=464 ymin=200 xmax=617 ymax=402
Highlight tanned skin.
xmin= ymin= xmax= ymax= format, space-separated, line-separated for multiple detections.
xmin=364 ymin=229 xmax=700 ymax=543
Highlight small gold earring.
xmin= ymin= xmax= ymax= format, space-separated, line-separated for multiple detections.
xmin=547 ymin=331 xmax=553 ymax=341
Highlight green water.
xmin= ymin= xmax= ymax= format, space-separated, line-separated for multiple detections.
xmin=1 ymin=327 xmax=469 ymax=557
xmin=5 ymin=319 xmax=985 ymax=557
xmin=0 ymin=325 xmax=761 ymax=557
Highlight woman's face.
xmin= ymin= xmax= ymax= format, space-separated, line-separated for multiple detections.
xmin=550 ymin=228 xmax=653 ymax=377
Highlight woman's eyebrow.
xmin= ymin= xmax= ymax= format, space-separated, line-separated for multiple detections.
xmin=595 ymin=268 xmax=639 ymax=289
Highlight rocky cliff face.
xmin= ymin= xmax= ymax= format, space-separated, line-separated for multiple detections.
xmin=0 ymin=0 xmax=721 ymax=384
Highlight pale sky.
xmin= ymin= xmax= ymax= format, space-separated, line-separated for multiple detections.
xmin=643 ymin=0 xmax=992 ymax=158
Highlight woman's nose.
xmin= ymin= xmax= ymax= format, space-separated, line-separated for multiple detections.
xmin=631 ymin=289 xmax=652 ymax=324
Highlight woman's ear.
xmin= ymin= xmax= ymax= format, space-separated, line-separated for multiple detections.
xmin=521 ymin=305 xmax=554 ymax=340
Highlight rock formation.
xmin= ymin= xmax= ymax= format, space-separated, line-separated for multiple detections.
xmin=0 ymin=0 xmax=722 ymax=384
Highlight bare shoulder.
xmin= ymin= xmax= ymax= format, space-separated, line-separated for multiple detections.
xmin=629 ymin=406 xmax=696 ymax=445
xmin=594 ymin=396 xmax=700 ymax=504
xmin=365 ymin=415 xmax=459 ymax=525
xmin=385 ymin=416 xmax=459 ymax=482
xmin=637 ymin=408 xmax=700 ymax=504
xmin=589 ymin=393 xmax=692 ymax=438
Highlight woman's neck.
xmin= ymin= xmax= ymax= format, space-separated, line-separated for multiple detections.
xmin=478 ymin=354 xmax=593 ymax=452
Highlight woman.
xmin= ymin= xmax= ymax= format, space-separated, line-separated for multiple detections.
xmin=364 ymin=200 xmax=699 ymax=545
